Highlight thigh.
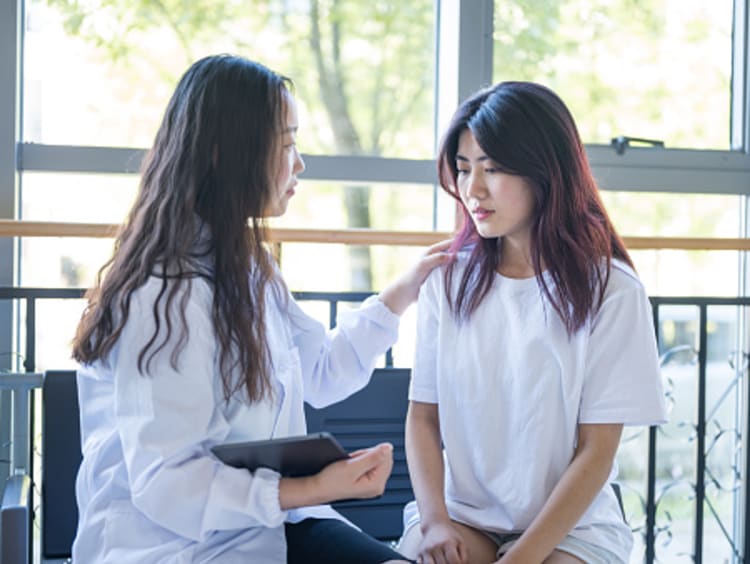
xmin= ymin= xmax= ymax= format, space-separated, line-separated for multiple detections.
xmin=543 ymin=550 xmax=586 ymax=564
xmin=285 ymin=518 xmax=409 ymax=564
xmin=397 ymin=519 xmax=498 ymax=563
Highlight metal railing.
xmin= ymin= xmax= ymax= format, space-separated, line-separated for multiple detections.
xmin=1 ymin=288 xmax=749 ymax=563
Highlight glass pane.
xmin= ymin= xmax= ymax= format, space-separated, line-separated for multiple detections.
xmin=20 ymin=173 xmax=138 ymax=287
xmin=493 ymin=0 xmax=733 ymax=150
xmin=270 ymin=181 xmax=440 ymax=231
xmin=24 ymin=0 xmax=436 ymax=157
xmin=601 ymin=191 xmax=741 ymax=296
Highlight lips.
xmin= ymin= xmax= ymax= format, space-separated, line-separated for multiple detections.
xmin=472 ymin=207 xmax=494 ymax=221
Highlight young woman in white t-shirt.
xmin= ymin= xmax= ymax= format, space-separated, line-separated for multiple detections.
xmin=397 ymin=82 xmax=666 ymax=564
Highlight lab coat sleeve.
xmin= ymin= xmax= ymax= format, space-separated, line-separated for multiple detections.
xmin=113 ymin=278 xmax=287 ymax=542
xmin=287 ymin=293 xmax=400 ymax=408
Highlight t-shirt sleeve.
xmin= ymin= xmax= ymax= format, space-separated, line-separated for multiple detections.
xmin=579 ymin=284 xmax=667 ymax=426
xmin=409 ymin=272 xmax=440 ymax=404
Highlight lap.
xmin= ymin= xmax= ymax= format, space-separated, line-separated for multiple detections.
xmin=285 ymin=518 xmax=410 ymax=564
xmin=398 ymin=519 xmax=610 ymax=564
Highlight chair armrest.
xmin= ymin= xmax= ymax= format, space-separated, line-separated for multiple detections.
xmin=1 ymin=474 xmax=32 ymax=564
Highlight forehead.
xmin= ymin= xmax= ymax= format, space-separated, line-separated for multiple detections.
xmin=282 ymin=90 xmax=299 ymax=129
xmin=456 ymin=129 xmax=485 ymax=158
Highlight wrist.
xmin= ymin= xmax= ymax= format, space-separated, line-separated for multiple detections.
xmin=419 ymin=511 xmax=452 ymax=533
xmin=279 ymin=475 xmax=324 ymax=510
xmin=377 ymin=286 xmax=404 ymax=316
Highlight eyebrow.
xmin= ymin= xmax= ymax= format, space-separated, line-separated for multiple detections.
xmin=455 ymin=154 xmax=490 ymax=162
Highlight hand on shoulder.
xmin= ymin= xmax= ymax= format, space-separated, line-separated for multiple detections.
xmin=379 ymin=239 xmax=454 ymax=316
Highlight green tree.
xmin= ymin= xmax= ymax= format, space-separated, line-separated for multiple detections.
xmin=46 ymin=0 xmax=434 ymax=290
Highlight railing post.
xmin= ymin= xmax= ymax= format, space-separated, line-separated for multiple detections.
xmin=646 ymin=302 xmax=660 ymax=563
xmin=694 ymin=304 xmax=708 ymax=563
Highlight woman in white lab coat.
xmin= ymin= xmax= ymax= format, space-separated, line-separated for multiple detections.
xmin=71 ymin=54 xmax=449 ymax=563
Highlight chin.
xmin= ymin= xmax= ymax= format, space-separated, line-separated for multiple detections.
xmin=476 ymin=228 xmax=502 ymax=239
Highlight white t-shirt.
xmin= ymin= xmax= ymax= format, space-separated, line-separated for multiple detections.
xmin=406 ymin=254 xmax=666 ymax=562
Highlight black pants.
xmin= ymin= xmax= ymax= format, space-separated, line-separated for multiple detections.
xmin=285 ymin=518 xmax=411 ymax=564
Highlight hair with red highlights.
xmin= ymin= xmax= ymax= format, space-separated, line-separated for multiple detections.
xmin=439 ymin=81 xmax=632 ymax=334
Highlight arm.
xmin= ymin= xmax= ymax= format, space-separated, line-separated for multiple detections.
xmin=292 ymin=240 xmax=453 ymax=407
xmin=499 ymin=423 xmax=623 ymax=564
xmin=406 ymin=401 xmax=468 ymax=564
xmin=116 ymin=280 xmax=286 ymax=540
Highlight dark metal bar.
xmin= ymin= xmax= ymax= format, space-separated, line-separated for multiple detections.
xmin=745 ymin=334 xmax=750 ymax=562
xmin=650 ymin=296 xmax=750 ymax=307
xmin=331 ymin=301 xmax=338 ymax=330
xmin=0 ymin=287 xmax=86 ymax=300
xmin=694 ymin=304 xmax=708 ymax=563
xmin=24 ymin=298 xmax=34 ymax=373
xmin=646 ymin=304 xmax=660 ymax=564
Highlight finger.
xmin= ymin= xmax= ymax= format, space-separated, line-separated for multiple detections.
xmin=347 ymin=443 xmax=393 ymax=475
xmin=425 ymin=238 xmax=454 ymax=254
xmin=433 ymin=549 xmax=449 ymax=564
xmin=444 ymin=544 xmax=464 ymax=564
xmin=421 ymin=251 xmax=454 ymax=269
xmin=349 ymin=442 xmax=392 ymax=460
xmin=455 ymin=541 xmax=469 ymax=564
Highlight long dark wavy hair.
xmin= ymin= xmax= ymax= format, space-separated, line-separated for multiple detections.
xmin=73 ymin=55 xmax=289 ymax=402
xmin=439 ymin=81 xmax=632 ymax=334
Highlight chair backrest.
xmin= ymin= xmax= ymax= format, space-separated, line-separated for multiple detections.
xmin=42 ymin=369 xmax=81 ymax=559
xmin=1 ymin=474 xmax=32 ymax=564
xmin=304 ymin=367 xmax=412 ymax=541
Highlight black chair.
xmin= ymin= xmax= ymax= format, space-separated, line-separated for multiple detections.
xmin=41 ymin=370 xmax=81 ymax=561
xmin=305 ymin=367 xmax=412 ymax=541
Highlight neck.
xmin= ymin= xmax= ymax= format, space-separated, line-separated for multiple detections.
xmin=497 ymin=237 xmax=536 ymax=279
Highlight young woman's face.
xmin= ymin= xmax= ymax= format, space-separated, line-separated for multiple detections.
xmin=455 ymin=128 xmax=535 ymax=245
xmin=265 ymin=92 xmax=305 ymax=218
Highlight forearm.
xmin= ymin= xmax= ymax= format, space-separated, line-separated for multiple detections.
xmin=279 ymin=475 xmax=325 ymax=510
xmin=406 ymin=402 xmax=450 ymax=526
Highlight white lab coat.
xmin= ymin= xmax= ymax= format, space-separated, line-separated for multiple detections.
xmin=72 ymin=274 xmax=400 ymax=563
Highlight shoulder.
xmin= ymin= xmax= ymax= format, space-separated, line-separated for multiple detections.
xmin=601 ymin=258 xmax=647 ymax=301
xmin=422 ymin=248 xmax=473 ymax=298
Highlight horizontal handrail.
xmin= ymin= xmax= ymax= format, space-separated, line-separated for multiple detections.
xmin=1 ymin=219 xmax=750 ymax=250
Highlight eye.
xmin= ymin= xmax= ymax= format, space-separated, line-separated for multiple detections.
xmin=456 ymin=168 xmax=469 ymax=176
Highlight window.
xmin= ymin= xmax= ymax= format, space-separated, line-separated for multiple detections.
xmin=494 ymin=0 xmax=734 ymax=150
xmin=24 ymin=0 xmax=436 ymax=158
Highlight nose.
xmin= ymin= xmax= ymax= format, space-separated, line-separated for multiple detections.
xmin=463 ymin=170 xmax=486 ymax=201
xmin=294 ymin=147 xmax=305 ymax=175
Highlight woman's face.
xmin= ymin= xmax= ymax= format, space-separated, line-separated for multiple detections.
xmin=264 ymin=92 xmax=305 ymax=218
xmin=455 ymin=128 xmax=535 ymax=246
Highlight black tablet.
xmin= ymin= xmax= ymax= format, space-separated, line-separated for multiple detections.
xmin=210 ymin=432 xmax=349 ymax=477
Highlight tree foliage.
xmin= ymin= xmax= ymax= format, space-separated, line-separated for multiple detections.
xmin=47 ymin=0 xmax=434 ymax=289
